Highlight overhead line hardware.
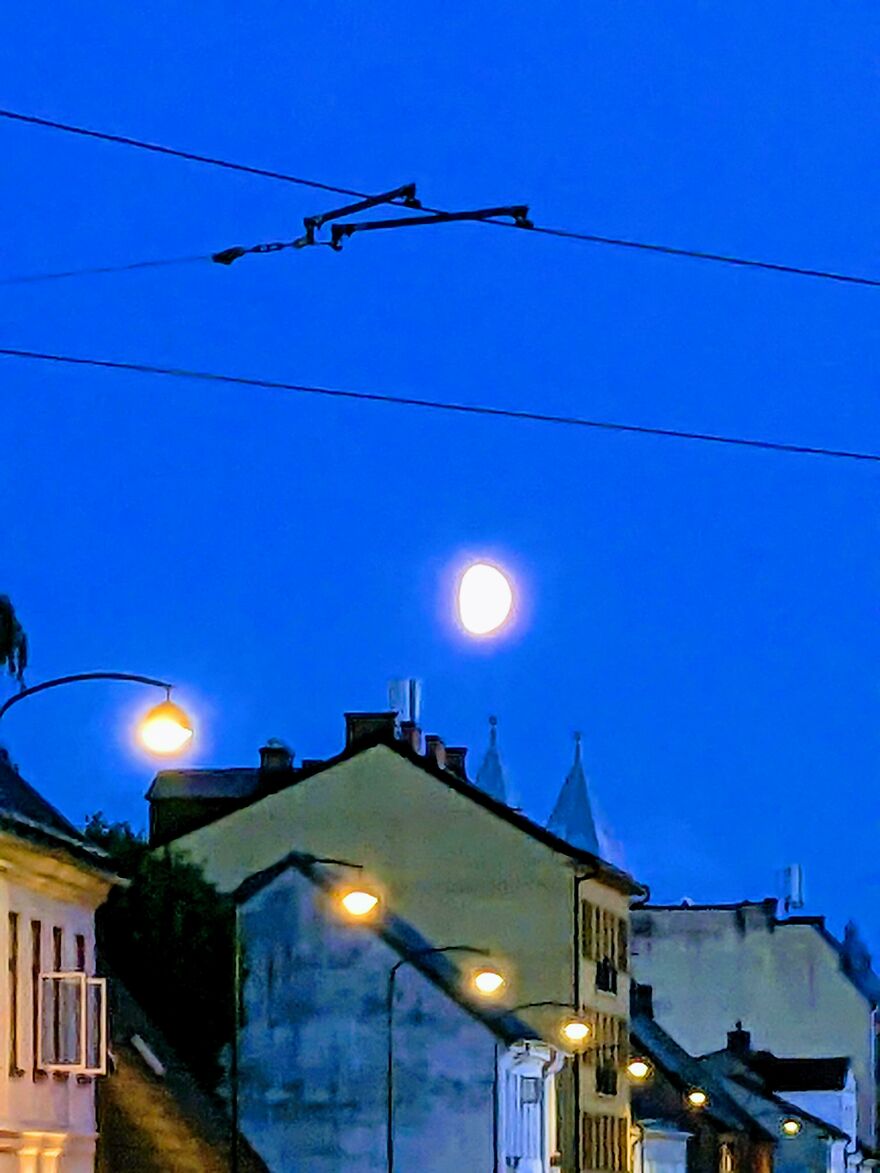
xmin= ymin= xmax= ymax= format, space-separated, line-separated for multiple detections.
xmin=211 ymin=184 xmax=530 ymax=265
xmin=329 ymin=205 xmax=532 ymax=250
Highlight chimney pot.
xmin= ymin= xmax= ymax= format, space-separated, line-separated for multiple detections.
xmin=631 ymin=982 xmax=654 ymax=1019
xmin=259 ymin=740 xmax=293 ymax=772
xmin=399 ymin=720 xmax=422 ymax=754
xmin=444 ymin=746 xmax=468 ymax=778
xmin=345 ymin=711 xmax=398 ymax=748
xmin=424 ymin=735 xmax=446 ymax=770
xmin=727 ymin=1022 xmax=751 ymax=1056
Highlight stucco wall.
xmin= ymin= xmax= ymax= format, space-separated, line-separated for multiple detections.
xmin=0 ymin=868 xmax=100 ymax=1170
xmin=237 ymin=865 xmax=500 ymax=1172
xmin=632 ymin=907 xmax=876 ymax=1145
xmin=172 ymin=745 xmax=632 ymax=1133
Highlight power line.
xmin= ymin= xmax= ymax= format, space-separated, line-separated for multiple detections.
xmin=0 ymin=345 xmax=876 ymax=464
xmin=2 ymin=107 xmax=880 ymax=290
xmin=0 ymin=254 xmax=211 ymax=286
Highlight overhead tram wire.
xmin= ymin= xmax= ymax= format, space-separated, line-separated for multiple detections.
xmin=0 ymin=346 xmax=877 ymax=465
xmin=0 ymin=253 xmax=212 ymax=286
xmin=2 ymin=107 xmax=880 ymax=291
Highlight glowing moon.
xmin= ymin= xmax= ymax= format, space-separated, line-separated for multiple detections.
xmin=457 ymin=562 xmax=514 ymax=636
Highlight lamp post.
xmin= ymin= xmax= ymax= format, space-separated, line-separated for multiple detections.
xmin=230 ymin=854 xmax=379 ymax=1173
xmin=0 ymin=671 xmax=193 ymax=754
xmin=386 ymin=945 xmax=503 ymax=1173
xmin=501 ymin=1001 xmax=593 ymax=1048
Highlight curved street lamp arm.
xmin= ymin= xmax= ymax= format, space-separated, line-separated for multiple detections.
xmin=0 ymin=672 xmax=173 ymax=721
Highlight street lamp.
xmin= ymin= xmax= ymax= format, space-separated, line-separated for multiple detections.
xmin=386 ymin=945 xmax=503 ymax=1173
xmin=0 ymin=671 xmax=193 ymax=755
xmin=231 ymin=853 xmax=380 ymax=1173
xmin=500 ymin=1001 xmax=593 ymax=1049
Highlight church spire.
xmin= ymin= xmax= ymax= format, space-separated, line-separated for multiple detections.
xmin=475 ymin=715 xmax=508 ymax=803
xmin=547 ymin=732 xmax=600 ymax=855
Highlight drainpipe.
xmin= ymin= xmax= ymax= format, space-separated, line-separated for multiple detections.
xmin=231 ymin=903 xmax=241 ymax=1173
xmin=573 ymin=871 xmax=594 ymax=1171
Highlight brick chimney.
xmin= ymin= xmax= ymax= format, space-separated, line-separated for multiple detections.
xmin=345 ymin=711 xmax=398 ymax=748
xmin=399 ymin=720 xmax=422 ymax=754
xmin=444 ymin=746 xmax=468 ymax=778
xmin=727 ymin=1022 xmax=751 ymax=1057
xmin=259 ymin=739 xmax=293 ymax=772
xmin=630 ymin=982 xmax=654 ymax=1019
xmin=424 ymin=735 xmax=447 ymax=770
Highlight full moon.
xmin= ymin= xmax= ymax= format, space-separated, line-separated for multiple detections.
xmin=457 ymin=562 xmax=514 ymax=636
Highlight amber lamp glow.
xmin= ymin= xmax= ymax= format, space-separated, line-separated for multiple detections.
xmin=139 ymin=699 xmax=193 ymax=755
xmin=340 ymin=889 xmax=380 ymax=918
xmin=472 ymin=968 xmax=505 ymax=996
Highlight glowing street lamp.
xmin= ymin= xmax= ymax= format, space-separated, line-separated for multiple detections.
xmin=781 ymin=1118 xmax=802 ymax=1137
xmin=502 ymin=1001 xmax=592 ymax=1049
xmin=472 ymin=966 xmax=506 ymax=996
xmin=0 ymin=671 xmax=194 ymax=757
xmin=686 ymin=1088 xmax=709 ymax=1109
xmin=387 ymin=945 xmax=501 ymax=1172
xmin=339 ymin=888 xmax=380 ymax=918
xmin=626 ymin=1057 xmax=652 ymax=1081
xmin=139 ymin=697 xmax=193 ymax=755
xmin=457 ymin=561 xmax=514 ymax=636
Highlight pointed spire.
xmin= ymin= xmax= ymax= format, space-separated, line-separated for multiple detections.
xmin=547 ymin=732 xmax=600 ymax=855
xmin=475 ymin=715 xmax=508 ymax=803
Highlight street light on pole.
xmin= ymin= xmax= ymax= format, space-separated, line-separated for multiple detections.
xmin=230 ymin=854 xmax=381 ymax=1173
xmin=0 ymin=671 xmax=194 ymax=755
xmin=386 ymin=945 xmax=504 ymax=1173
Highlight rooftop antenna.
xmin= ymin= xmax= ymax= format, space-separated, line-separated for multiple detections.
xmin=781 ymin=864 xmax=805 ymax=913
xmin=388 ymin=679 xmax=422 ymax=725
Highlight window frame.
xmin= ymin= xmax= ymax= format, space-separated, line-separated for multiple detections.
xmin=37 ymin=971 xmax=107 ymax=1076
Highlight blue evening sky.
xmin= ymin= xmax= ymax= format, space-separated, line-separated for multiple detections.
xmin=2 ymin=4 xmax=879 ymax=945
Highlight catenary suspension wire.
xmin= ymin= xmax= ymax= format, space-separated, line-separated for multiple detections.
xmin=2 ymin=108 xmax=879 ymax=290
xmin=0 ymin=254 xmax=212 ymax=286
xmin=0 ymin=346 xmax=877 ymax=464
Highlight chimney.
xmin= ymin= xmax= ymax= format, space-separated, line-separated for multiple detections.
xmin=631 ymin=983 xmax=654 ymax=1019
xmin=399 ymin=720 xmax=422 ymax=754
xmin=727 ymin=1022 xmax=751 ymax=1057
xmin=345 ymin=711 xmax=398 ymax=748
xmin=444 ymin=746 xmax=468 ymax=779
xmin=259 ymin=739 xmax=293 ymax=772
xmin=424 ymin=735 xmax=446 ymax=770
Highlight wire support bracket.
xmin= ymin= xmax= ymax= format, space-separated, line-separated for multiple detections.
xmin=211 ymin=184 xmax=530 ymax=264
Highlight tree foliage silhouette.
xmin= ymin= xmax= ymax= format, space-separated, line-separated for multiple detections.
xmin=0 ymin=597 xmax=27 ymax=683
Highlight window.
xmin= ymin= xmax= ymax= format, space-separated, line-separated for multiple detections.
xmin=8 ymin=912 xmax=21 ymax=1076
xmin=31 ymin=920 xmax=43 ymax=1080
xmin=596 ymin=957 xmax=618 ymax=995
xmin=38 ymin=971 xmax=107 ymax=1075
xmin=589 ymin=1014 xmax=624 ymax=1099
xmin=75 ymin=934 xmax=86 ymax=973
xmin=581 ymin=903 xmax=629 ymax=996
xmin=582 ymin=1113 xmax=628 ymax=1172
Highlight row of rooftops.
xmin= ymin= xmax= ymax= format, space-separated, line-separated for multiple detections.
xmin=146 ymin=707 xmax=640 ymax=892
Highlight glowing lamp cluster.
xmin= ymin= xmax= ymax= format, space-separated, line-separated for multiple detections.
xmin=457 ymin=562 xmax=514 ymax=636
xmin=139 ymin=699 xmax=194 ymax=756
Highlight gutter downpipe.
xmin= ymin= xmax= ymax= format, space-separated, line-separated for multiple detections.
xmin=573 ymin=870 xmax=596 ymax=1171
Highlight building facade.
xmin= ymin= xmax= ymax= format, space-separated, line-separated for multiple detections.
xmin=631 ymin=900 xmax=879 ymax=1149
xmin=0 ymin=751 xmax=116 ymax=1172
xmin=233 ymin=851 xmax=565 ymax=1172
xmin=149 ymin=711 xmax=645 ymax=1172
